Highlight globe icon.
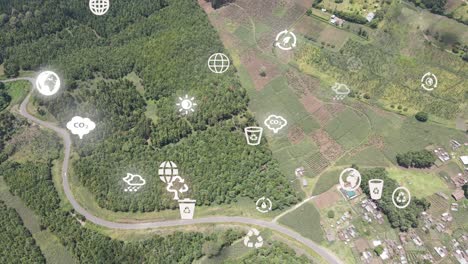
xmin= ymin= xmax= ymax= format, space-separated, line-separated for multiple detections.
xmin=35 ymin=71 xmax=61 ymax=96
xmin=208 ymin=53 xmax=230 ymax=74
xmin=158 ymin=161 xmax=178 ymax=183
xmin=89 ymin=0 xmax=110 ymax=16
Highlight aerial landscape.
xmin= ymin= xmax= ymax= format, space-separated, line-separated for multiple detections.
xmin=0 ymin=0 xmax=466 ymax=263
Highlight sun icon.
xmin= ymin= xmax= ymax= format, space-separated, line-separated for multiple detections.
xmin=177 ymin=95 xmax=197 ymax=115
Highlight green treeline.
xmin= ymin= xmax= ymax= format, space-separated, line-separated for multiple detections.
xmin=225 ymin=242 xmax=311 ymax=264
xmin=360 ymin=168 xmax=430 ymax=231
xmin=0 ymin=111 xmax=24 ymax=153
xmin=0 ymin=161 xmax=244 ymax=263
xmin=0 ymin=0 xmax=299 ymax=212
xmin=0 ymin=83 xmax=11 ymax=111
xmin=396 ymin=150 xmax=436 ymax=168
xmin=0 ymin=201 xmax=45 ymax=264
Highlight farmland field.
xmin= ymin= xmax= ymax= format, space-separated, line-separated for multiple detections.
xmin=387 ymin=167 xmax=450 ymax=197
xmin=278 ymin=201 xmax=325 ymax=243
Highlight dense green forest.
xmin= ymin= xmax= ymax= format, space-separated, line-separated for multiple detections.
xmin=225 ymin=242 xmax=311 ymax=264
xmin=0 ymin=83 xmax=11 ymax=111
xmin=360 ymin=167 xmax=430 ymax=231
xmin=0 ymin=161 xmax=245 ymax=263
xmin=0 ymin=111 xmax=24 ymax=153
xmin=0 ymin=0 xmax=300 ymax=212
xmin=0 ymin=201 xmax=46 ymax=264
xmin=0 ymin=154 xmax=308 ymax=263
xmin=396 ymin=150 xmax=436 ymax=168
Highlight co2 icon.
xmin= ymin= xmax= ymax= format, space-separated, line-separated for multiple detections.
xmin=66 ymin=116 xmax=96 ymax=139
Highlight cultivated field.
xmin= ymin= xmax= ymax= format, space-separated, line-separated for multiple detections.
xmin=387 ymin=167 xmax=450 ymax=197
xmin=278 ymin=201 xmax=325 ymax=243
xmin=203 ymin=0 xmax=467 ymax=200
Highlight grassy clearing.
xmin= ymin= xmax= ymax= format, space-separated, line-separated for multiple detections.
xmin=312 ymin=168 xmax=341 ymax=195
xmin=336 ymin=147 xmax=391 ymax=167
xmin=199 ymin=239 xmax=250 ymax=264
xmin=387 ymin=167 xmax=450 ymax=197
xmin=278 ymin=201 xmax=324 ymax=243
xmin=5 ymin=80 xmax=30 ymax=106
xmin=360 ymin=106 xmax=466 ymax=164
xmin=144 ymin=99 xmax=159 ymax=123
xmin=123 ymin=71 xmax=144 ymax=96
xmin=324 ymin=107 xmax=371 ymax=150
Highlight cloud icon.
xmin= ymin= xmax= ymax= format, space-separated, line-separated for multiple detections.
xmin=264 ymin=115 xmax=287 ymax=133
xmin=331 ymin=83 xmax=350 ymax=95
xmin=66 ymin=116 xmax=96 ymax=139
xmin=123 ymin=173 xmax=146 ymax=186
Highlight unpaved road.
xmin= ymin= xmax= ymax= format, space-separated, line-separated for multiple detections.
xmin=2 ymin=78 xmax=343 ymax=264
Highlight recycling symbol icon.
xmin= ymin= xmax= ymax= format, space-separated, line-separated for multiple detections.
xmin=166 ymin=176 xmax=189 ymax=200
xmin=243 ymin=228 xmax=263 ymax=248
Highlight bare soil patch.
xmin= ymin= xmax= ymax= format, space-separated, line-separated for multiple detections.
xmin=318 ymin=26 xmax=350 ymax=50
xmin=312 ymin=106 xmax=333 ymax=125
xmin=197 ymin=0 xmax=214 ymax=14
xmin=355 ymin=238 xmax=371 ymax=252
xmin=240 ymin=50 xmax=280 ymax=90
xmin=296 ymin=0 xmax=315 ymax=9
xmin=313 ymin=186 xmax=341 ymax=209
xmin=347 ymin=135 xmax=385 ymax=158
xmin=300 ymin=92 xmax=323 ymax=114
xmin=310 ymin=129 xmax=344 ymax=161
xmin=288 ymin=126 xmax=305 ymax=144
xmin=295 ymin=16 xmax=326 ymax=38
xmin=287 ymin=70 xmax=321 ymax=96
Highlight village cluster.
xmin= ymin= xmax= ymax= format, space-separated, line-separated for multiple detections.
xmin=312 ymin=139 xmax=468 ymax=263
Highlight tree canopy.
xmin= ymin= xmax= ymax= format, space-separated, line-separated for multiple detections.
xmin=360 ymin=167 xmax=430 ymax=231
xmin=396 ymin=150 xmax=436 ymax=168
xmin=0 ymin=201 xmax=45 ymax=264
xmin=1 ymin=0 xmax=299 ymax=212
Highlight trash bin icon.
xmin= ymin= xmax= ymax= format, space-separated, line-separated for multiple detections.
xmin=244 ymin=127 xmax=263 ymax=146
xmin=369 ymin=179 xmax=384 ymax=200
xmin=178 ymin=199 xmax=196 ymax=220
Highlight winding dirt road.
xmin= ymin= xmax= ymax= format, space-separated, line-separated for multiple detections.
xmin=2 ymin=78 xmax=343 ymax=264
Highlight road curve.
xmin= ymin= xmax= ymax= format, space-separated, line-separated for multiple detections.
xmin=2 ymin=78 xmax=343 ymax=264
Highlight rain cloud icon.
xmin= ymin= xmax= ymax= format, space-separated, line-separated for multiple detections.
xmin=331 ymin=83 xmax=351 ymax=100
xmin=123 ymin=173 xmax=146 ymax=192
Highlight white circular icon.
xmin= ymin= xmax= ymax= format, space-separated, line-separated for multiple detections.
xmin=255 ymin=197 xmax=272 ymax=213
xmin=208 ymin=53 xmax=230 ymax=74
xmin=177 ymin=95 xmax=197 ymax=115
xmin=421 ymin=72 xmax=437 ymax=91
xmin=35 ymin=71 xmax=61 ymax=96
xmin=89 ymin=0 xmax=110 ymax=16
xmin=275 ymin=30 xmax=297 ymax=51
xmin=339 ymin=168 xmax=361 ymax=191
xmin=392 ymin=187 xmax=411 ymax=209
xmin=243 ymin=228 xmax=263 ymax=248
